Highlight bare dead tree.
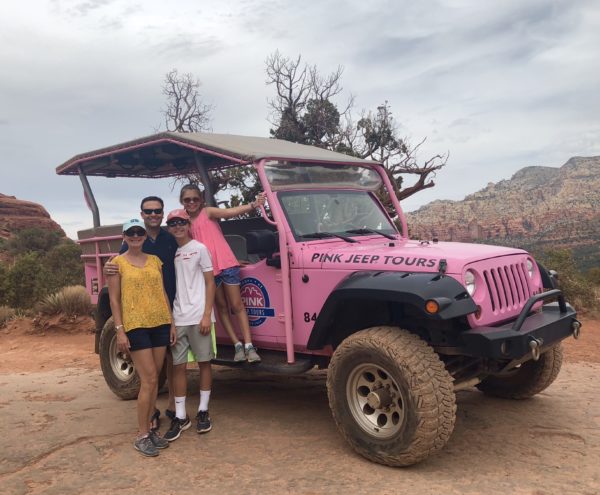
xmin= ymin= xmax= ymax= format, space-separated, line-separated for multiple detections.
xmin=265 ymin=51 xmax=350 ymax=147
xmin=265 ymin=52 xmax=448 ymax=204
xmin=345 ymin=102 xmax=448 ymax=204
xmin=162 ymin=69 xmax=213 ymax=132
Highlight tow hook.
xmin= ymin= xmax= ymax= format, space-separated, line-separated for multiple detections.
xmin=572 ymin=319 xmax=581 ymax=339
xmin=529 ymin=337 xmax=542 ymax=361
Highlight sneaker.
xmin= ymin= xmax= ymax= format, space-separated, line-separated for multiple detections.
xmin=148 ymin=429 xmax=169 ymax=449
xmin=245 ymin=344 xmax=261 ymax=363
xmin=234 ymin=342 xmax=245 ymax=362
xmin=196 ymin=410 xmax=212 ymax=433
xmin=134 ymin=435 xmax=159 ymax=457
xmin=165 ymin=408 xmax=176 ymax=421
xmin=163 ymin=416 xmax=191 ymax=442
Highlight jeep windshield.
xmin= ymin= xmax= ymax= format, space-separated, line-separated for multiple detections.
xmin=278 ymin=190 xmax=397 ymax=240
xmin=264 ymin=161 xmax=383 ymax=191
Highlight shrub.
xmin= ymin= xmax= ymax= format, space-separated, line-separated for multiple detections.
xmin=43 ymin=242 xmax=85 ymax=293
xmin=537 ymin=248 xmax=598 ymax=312
xmin=585 ymin=267 xmax=600 ymax=286
xmin=6 ymin=252 xmax=49 ymax=309
xmin=0 ymin=263 xmax=8 ymax=306
xmin=37 ymin=285 xmax=92 ymax=317
xmin=6 ymin=228 xmax=62 ymax=256
xmin=0 ymin=305 xmax=15 ymax=328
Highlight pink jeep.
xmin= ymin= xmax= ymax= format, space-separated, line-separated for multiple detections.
xmin=57 ymin=132 xmax=580 ymax=466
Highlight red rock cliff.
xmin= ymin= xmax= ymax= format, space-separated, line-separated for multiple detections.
xmin=0 ymin=193 xmax=66 ymax=239
xmin=406 ymin=156 xmax=600 ymax=268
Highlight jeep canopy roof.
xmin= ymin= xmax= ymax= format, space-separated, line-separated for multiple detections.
xmin=56 ymin=132 xmax=377 ymax=178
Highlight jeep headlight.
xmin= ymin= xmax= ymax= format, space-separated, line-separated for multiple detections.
xmin=464 ymin=270 xmax=476 ymax=296
xmin=526 ymin=259 xmax=535 ymax=278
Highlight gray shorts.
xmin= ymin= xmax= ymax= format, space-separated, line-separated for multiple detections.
xmin=171 ymin=324 xmax=215 ymax=365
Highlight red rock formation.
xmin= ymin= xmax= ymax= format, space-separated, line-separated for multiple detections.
xmin=406 ymin=157 xmax=600 ymax=268
xmin=0 ymin=193 xmax=66 ymax=240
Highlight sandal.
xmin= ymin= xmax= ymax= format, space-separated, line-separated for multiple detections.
xmin=150 ymin=408 xmax=161 ymax=431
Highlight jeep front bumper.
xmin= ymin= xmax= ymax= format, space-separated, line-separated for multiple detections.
xmin=459 ymin=290 xmax=578 ymax=360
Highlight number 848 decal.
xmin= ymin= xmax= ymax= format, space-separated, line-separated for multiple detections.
xmin=303 ymin=312 xmax=318 ymax=323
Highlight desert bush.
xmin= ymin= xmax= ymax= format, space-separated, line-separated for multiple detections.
xmin=0 ymin=263 xmax=8 ymax=306
xmin=43 ymin=242 xmax=85 ymax=293
xmin=537 ymin=248 xmax=598 ymax=312
xmin=585 ymin=267 xmax=600 ymax=286
xmin=1 ymin=233 xmax=85 ymax=310
xmin=6 ymin=228 xmax=62 ymax=256
xmin=5 ymin=252 xmax=49 ymax=309
xmin=0 ymin=305 xmax=15 ymax=328
xmin=37 ymin=285 xmax=92 ymax=316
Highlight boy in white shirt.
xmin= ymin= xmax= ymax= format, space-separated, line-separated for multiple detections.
xmin=163 ymin=209 xmax=216 ymax=441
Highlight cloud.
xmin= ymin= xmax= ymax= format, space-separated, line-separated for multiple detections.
xmin=1 ymin=0 xmax=599 ymax=238
xmin=51 ymin=0 xmax=114 ymax=18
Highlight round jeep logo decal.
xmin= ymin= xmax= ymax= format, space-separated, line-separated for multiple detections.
xmin=240 ymin=277 xmax=275 ymax=327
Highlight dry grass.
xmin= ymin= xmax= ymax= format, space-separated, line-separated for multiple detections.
xmin=0 ymin=306 xmax=16 ymax=328
xmin=36 ymin=286 xmax=92 ymax=317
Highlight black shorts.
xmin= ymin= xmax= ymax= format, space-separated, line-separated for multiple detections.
xmin=127 ymin=324 xmax=171 ymax=352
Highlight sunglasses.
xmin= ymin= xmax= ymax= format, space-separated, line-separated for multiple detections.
xmin=167 ymin=219 xmax=189 ymax=227
xmin=125 ymin=228 xmax=146 ymax=237
xmin=182 ymin=197 xmax=201 ymax=204
xmin=142 ymin=208 xmax=163 ymax=215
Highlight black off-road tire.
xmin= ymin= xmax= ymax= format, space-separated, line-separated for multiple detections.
xmin=99 ymin=317 xmax=140 ymax=400
xmin=477 ymin=344 xmax=563 ymax=399
xmin=327 ymin=326 xmax=456 ymax=467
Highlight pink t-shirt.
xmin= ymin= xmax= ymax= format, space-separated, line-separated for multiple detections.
xmin=189 ymin=208 xmax=238 ymax=276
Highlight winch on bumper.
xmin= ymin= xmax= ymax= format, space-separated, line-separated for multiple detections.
xmin=460 ymin=289 xmax=579 ymax=361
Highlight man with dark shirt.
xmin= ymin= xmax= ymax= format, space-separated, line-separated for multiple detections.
xmin=105 ymin=196 xmax=178 ymax=426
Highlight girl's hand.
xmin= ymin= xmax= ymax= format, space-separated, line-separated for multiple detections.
xmin=199 ymin=316 xmax=212 ymax=335
xmin=116 ymin=329 xmax=130 ymax=354
xmin=253 ymin=192 xmax=266 ymax=209
xmin=170 ymin=324 xmax=177 ymax=346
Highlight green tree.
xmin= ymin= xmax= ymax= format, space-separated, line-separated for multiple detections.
xmin=43 ymin=242 xmax=85 ymax=293
xmin=6 ymin=252 xmax=49 ymax=309
xmin=6 ymin=228 xmax=62 ymax=256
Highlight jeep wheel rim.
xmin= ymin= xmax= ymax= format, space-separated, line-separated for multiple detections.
xmin=109 ymin=333 xmax=135 ymax=381
xmin=346 ymin=363 xmax=405 ymax=439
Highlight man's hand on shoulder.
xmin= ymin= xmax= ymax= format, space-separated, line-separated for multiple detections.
xmin=103 ymin=255 xmax=119 ymax=277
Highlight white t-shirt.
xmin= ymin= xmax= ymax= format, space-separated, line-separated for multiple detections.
xmin=172 ymin=239 xmax=215 ymax=326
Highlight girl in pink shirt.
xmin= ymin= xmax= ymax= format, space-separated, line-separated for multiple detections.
xmin=180 ymin=184 xmax=265 ymax=363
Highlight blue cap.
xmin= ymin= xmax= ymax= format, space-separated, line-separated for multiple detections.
xmin=122 ymin=218 xmax=146 ymax=233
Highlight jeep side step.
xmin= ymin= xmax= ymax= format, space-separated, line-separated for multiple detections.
xmin=212 ymin=346 xmax=314 ymax=375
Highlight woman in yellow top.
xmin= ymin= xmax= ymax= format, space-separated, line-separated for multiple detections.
xmin=108 ymin=218 xmax=176 ymax=457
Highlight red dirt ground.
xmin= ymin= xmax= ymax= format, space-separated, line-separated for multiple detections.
xmin=0 ymin=315 xmax=597 ymax=374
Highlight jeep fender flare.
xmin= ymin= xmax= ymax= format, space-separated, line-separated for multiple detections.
xmin=306 ymin=271 xmax=477 ymax=350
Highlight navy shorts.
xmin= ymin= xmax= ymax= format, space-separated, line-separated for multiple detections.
xmin=215 ymin=266 xmax=241 ymax=288
xmin=127 ymin=324 xmax=171 ymax=352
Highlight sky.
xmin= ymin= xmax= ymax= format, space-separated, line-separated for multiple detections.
xmin=1 ymin=0 xmax=599 ymax=239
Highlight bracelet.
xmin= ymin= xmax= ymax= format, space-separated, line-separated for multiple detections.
xmin=115 ymin=324 xmax=124 ymax=331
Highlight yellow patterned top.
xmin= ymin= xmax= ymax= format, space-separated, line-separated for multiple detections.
xmin=114 ymin=254 xmax=171 ymax=332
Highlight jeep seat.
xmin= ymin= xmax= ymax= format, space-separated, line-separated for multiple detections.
xmin=246 ymin=229 xmax=278 ymax=259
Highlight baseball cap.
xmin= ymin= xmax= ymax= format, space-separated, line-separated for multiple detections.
xmin=167 ymin=209 xmax=190 ymax=222
xmin=122 ymin=218 xmax=147 ymax=233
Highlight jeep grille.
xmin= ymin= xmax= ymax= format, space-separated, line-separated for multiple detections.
xmin=483 ymin=261 xmax=533 ymax=312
